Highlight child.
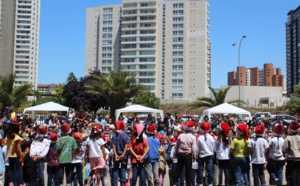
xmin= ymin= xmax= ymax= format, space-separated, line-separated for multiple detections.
xmin=158 ymin=144 xmax=166 ymax=186
xmin=47 ymin=132 xmax=59 ymax=186
xmin=21 ymin=140 xmax=34 ymax=185
xmin=85 ymin=124 xmax=107 ymax=186
xmin=214 ymin=122 xmax=231 ymax=186
xmin=230 ymin=123 xmax=250 ymax=186
xmin=145 ymin=124 xmax=160 ymax=186
xmin=56 ymin=122 xmax=78 ymax=185
xmin=6 ymin=121 xmax=24 ymax=186
xmin=282 ymin=121 xmax=300 ymax=185
xmin=71 ymin=132 xmax=84 ymax=186
xmin=128 ymin=122 xmax=149 ymax=186
xmin=197 ymin=122 xmax=215 ymax=186
xmin=267 ymin=123 xmax=285 ymax=186
xmin=111 ymin=119 xmax=130 ymax=186
xmin=248 ymin=124 xmax=269 ymax=186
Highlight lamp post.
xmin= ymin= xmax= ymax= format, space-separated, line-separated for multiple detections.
xmin=232 ymin=35 xmax=246 ymax=107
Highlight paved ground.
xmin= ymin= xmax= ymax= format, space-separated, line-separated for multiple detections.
xmin=44 ymin=165 xmax=287 ymax=185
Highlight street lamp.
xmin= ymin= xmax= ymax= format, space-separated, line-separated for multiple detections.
xmin=232 ymin=35 xmax=246 ymax=107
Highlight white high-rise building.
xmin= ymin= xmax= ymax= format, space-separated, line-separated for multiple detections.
xmin=0 ymin=0 xmax=40 ymax=89
xmin=86 ymin=0 xmax=211 ymax=102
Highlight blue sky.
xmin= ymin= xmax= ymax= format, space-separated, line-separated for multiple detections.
xmin=38 ymin=0 xmax=300 ymax=88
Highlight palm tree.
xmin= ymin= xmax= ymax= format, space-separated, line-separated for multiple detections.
xmin=86 ymin=70 xmax=147 ymax=118
xmin=0 ymin=73 xmax=32 ymax=114
xmin=190 ymin=86 xmax=244 ymax=108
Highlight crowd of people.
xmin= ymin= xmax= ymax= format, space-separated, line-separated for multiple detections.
xmin=0 ymin=106 xmax=299 ymax=186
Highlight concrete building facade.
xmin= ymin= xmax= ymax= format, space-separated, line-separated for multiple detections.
xmin=228 ymin=63 xmax=284 ymax=89
xmin=0 ymin=0 xmax=40 ymax=89
xmin=85 ymin=0 xmax=211 ymax=102
xmin=223 ymin=86 xmax=289 ymax=108
xmin=286 ymin=5 xmax=300 ymax=96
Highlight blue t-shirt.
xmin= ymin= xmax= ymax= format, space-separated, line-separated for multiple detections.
xmin=146 ymin=137 xmax=160 ymax=162
xmin=111 ymin=132 xmax=130 ymax=156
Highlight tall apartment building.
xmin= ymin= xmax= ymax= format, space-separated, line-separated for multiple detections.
xmin=286 ymin=5 xmax=300 ymax=96
xmin=0 ymin=0 xmax=40 ymax=89
xmin=227 ymin=63 xmax=284 ymax=89
xmin=85 ymin=0 xmax=211 ymax=102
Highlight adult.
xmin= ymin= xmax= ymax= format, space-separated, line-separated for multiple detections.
xmin=95 ymin=113 xmax=106 ymax=129
xmin=163 ymin=113 xmax=174 ymax=129
xmin=173 ymin=120 xmax=197 ymax=186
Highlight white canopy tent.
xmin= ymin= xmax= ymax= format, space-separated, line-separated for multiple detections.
xmin=201 ymin=103 xmax=252 ymax=122
xmin=115 ymin=104 xmax=164 ymax=119
xmin=23 ymin=102 xmax=69 ymax=113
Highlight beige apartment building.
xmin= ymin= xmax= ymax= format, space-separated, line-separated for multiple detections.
xmin=86 ymin=0 xmax=211 ymax=102
xmin=0 ymin=0 xmax=40 ymax=89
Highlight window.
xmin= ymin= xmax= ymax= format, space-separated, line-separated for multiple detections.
xmin=173 ymin=17 xmax=184 ymax=22
xmin=103 ymin=27 xmax=112 ymax=32
xmin=16 ymin=55 xmax=29 ymax=59
xmin=102 ymin=67 xmax=112 ymax=71
xmin=123 ymin=58 xmax=136 ymax=63
xmin=139 ymin=72 xmax=155 ymax=76
xmin=173 ymin=10 xmax=184 ymax=15
xmin=173 ymin=44 xmax=183 ymax=49
xmin=172 ymin=51 xmax=183 ymax=56
xmin=16 ymin=60 xmax=29 ymax=64
xmin=122 ymin=65 xmax=136 ymax=70
xmin=172 ymin=86 xmax=183 ymax=91
xmin=172 ymin=72 xmax=183 ymax=77
xmin=15 ymin=71 xmax=29 ymax=74
xmin=103 ymin=7 xmax=113 ymax=13
xmin=102 ymin=34 xmax=112 ymax=39
xmin=140 ymin=3 xmax=155 ymax=7
xmin=102 ymin=60 xmax=112 ymax=65
xmin=140 ymin=16 xmax=155 ymax=21
xmin=140 ymin=37 xmax=155 ymax=41
xmin=123 ymin=17 xmax=137 ymax=22
xmin=122 ymin=51 xmax=136 ymax=56
xmin=173 ymin=3 xmax=184 ymax=8
xmin=124 ymin=3 xmax=137 ymax=8
xmin=172 ymin=65 xmax=183 ymax=70
xmin=140 ymin=23 xmax=155 ymax=28
xmin=123 ymin=44 xmax=136 ymax=49
xmin=172 ymin=93 xmax=183 ymax=98
xmin=139 ymin=65 xmax=155 ymax=69
xmin=140 ymin=30 xmax=155 ymax=34
xmin=140 ymin=10 xmax=155 ymax=14
xmin=123 ymin=10 xmax=137 ymax=15
xmin=102 ymin=47 xmax=112 ymax=52
xmin=172 ymin=58 xmax=183 ymax=63
xmin=103 ymin=14 xmax=113 ymax=19
xmin=173 ymin=37 xmax=184 ymax=42
xmin=123 ymin=24 xmax=137 ymax=28
xmin=123 ymin=38 xmax=137 ymax=42
xmin=102 ymin=40 xmax=112 ymax=45
xmin=140 ymin=51 xmax=155 ymax=55
xmin=172 ymin=79 xmax=183 ymax=84
xmin=103 ymin=21 xmax=112 ymax=25
xmin=173 ymin=30 xmax=184 ymax=36
xmin=173 ymin=24 xmax=184 ymax=29
xmin=102 ymin=53 xmax=112 ymax=58
xmin=124 ymin=31 xmax=137 ymax=35
xmin=139 ymin=79 xmax=155 ymax=83
xmin=140 ymin=58 xmax=155 ymax=62
xmin=140 ymin=44 xmax=155 ymax=48
xmin=17 ymin=35 xmax=30 ymax=39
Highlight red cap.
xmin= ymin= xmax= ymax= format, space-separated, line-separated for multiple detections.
xmin=255 ymin=124 xmax=265 ymax=136
xmin=184 ymin=120 xmax=196 ymax=132
xmin=72 ymin=132 xmax=82 ymax=142
xmin=200 ymin=122 xmax=211 ymax=133
xmin=61 ymin=123 xmax=71 ymax=134
xmin=38 ymin=127 xmax=48 ymax=135
xmin=50 ymin=132 xmax=58 ymax=141
xmin=290 ymin=120 xmax=299 ymax=133
xmin=115 ymin=120 xmax=125 ymax=132
xmin=237 ymin=123 xmax=249 ymax=139
xmin=220 ymin=122 xmax=230 ymax=138
xmin=273 ymin=124 xmax=284 ymax=136
xmin=92 ymin=124 xmax=102 ymax=132
xmin=146 ymin=124 xmax=156 ymax=134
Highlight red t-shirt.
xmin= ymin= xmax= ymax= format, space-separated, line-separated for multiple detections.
xmin=128 ymin=138 xmax=149 ymax=164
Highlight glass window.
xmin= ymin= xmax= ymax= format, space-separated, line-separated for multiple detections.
xmin=102 ymin=53 xmax=112 ymax=58
xmin=172 ymin=65 xmax=183 ymax=70
xmin=102 ymin=40 xmax=112 ymax=45
xmin=173 ymin=17 xmax=184 ymax=22
xmin=173 ymin=24 xmax=184 ymax=29
xmin=172 ymin=72 xmax=183 ymax=77
xmin=173 ymin=3 xmax=184 ymax=8
xmin=173 ymin=10 xmax=184 ymax=15
xmin=172 ymin=93 xmax=183 ymax=98
xmin=172 ymin=79 xmax=183 ymax=84
xmin=172 ymin=58 xmax=183 ymax=63
xmin=103 ymin=27 xmax=112 ymax=32
xmin=172 ymin=86 xmax=183 ymax=91
xmin=103 ymin=21 xmax=112 ymax=25
xmin=102 ymin=60 xmax=112 ymax=65
xmin=102 ymin=34 xmax=112 ymax=39
xmin=103 ymin=7 xmax=113 ymax=13
xmin=172 ymin=51 xmax=183 ymax=56
xmin=103 ymin=14 xmax=113 ymax=19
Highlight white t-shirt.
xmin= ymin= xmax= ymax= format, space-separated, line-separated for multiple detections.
xmin=269 ymin=136 xmax=285 ymax=161
xmin=197 ymin=133 xmax=215 ymax=158
xmin=214 ymin=139 xmax=230 ymax=160
xmin=248 ymin=137 xmax=269 ymax=164
xmin=86 ymin=138 xmax=105 ymax=158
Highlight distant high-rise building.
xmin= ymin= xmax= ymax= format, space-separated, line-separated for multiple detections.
xmin=286 ymin=5 xmax=300 ymax=96
xmin=0 ymin=0 xmax=40 ymax=89
xmin=227 ymin=63 xmax=284 ymax=89
xmin=85 ymin=0 xmax=211 ymax=102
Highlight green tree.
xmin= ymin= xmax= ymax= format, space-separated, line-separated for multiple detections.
xmin=0 ymin=73 xmax=32 ymax=113
xmin=190 ymin=86 xmax=243 ymax=108
xmin=132 ymin=91 xmax=160 ymax=109
xmin=285 ymin=84 xmax=300 ymax=116
xmin=52 ymin=84 xmax=66 ymax=105
xmin=86 ymin=70 xmax=147 ymax=118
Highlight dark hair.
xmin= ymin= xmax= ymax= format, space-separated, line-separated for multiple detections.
xmin=222 ymin=134 xmax=229 ymax=146
xmin=21 ymin=140 xmax=31 ymax=152
xmin=136 ymin=133 xmax=144 ymax=143
xmin=90 ymin=130 xmax=101 ymax=139
xmin=6 ymin=123 xmax=20 ymax=139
